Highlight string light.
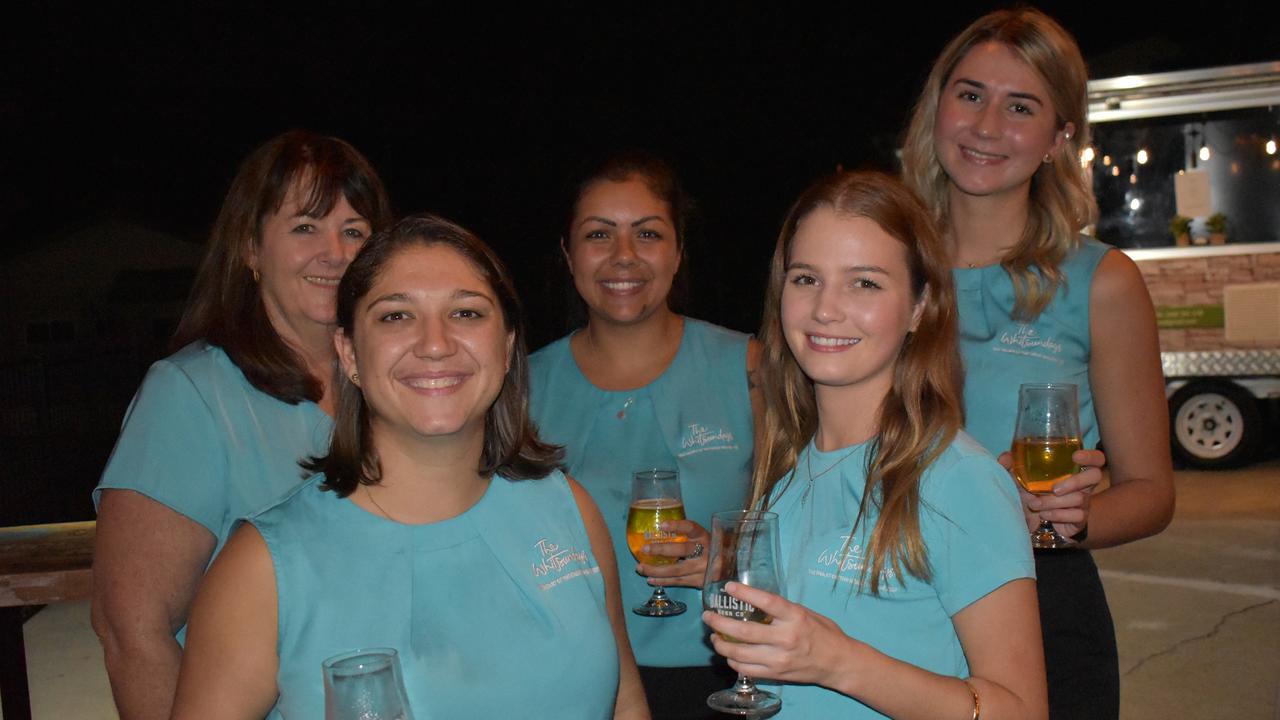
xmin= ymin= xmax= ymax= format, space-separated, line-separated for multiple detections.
xmin=1199 ymin=143 xmax=1212 ymax=162
xmin=1111 ymin=165 xmax=1120 ymax=177
xmin=1103 ymin=154 xmax=1112 ymax=166
xmin=1081 ymin=146 xmax=1096 ymax=163
xmin=1267 ymin=137 xmax=1277 ymax=155
xmin=1136 ymin=149 xmax=1149 ymax=165
xmin=1130 ymin=173 xmax=1138 ymax=184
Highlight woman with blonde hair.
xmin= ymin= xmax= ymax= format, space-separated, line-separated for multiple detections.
xmin=901 ymin=8 xmax=1174 ymax=718
xmin=705 ymin=170 xmax=1045 ymax=719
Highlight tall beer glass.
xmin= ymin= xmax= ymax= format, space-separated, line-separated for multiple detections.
xmin=703 ymin=510 xmax=783 ymax=717
xmin=1012 ymin=383 xmax=1082 ymax=549
xmin=627 ymin=468 xmax=688 ymax=616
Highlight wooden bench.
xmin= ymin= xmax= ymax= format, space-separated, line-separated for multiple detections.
xmin=0 ymin=521 xmax=95 ymax=720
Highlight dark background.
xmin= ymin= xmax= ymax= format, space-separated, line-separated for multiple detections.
xmin=2 ymin=2 xmax=1276 ymax=522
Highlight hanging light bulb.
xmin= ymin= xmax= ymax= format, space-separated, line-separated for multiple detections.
xmin=1129 ymin=198 xmax=1142 ymax=211
xmin=1130 ymin=173 xmax=1138 ymax=184
xmin=1111 ymin=165 xmax=1120 ymax=177
xmin=1267 ymin=137 xmax=1277 ymax=155
xmin=1081 ymin=146 xmax=1096 ymax=163
xmin=1136 ymin=149 xmax=1150 ymax=165
xmin=1199 ymin=143 xmax=1211 ymax=162
xmin=1103 ymin=154 xmax=1112 ymax=166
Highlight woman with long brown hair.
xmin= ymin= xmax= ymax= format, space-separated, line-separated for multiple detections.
xmin=901 ymin=9 xmax=1174 ymax=717
xmin=91 ymin=130 xmax=391 ymax=719
xmin=705 ymin=171 xmax=1046 ymax=719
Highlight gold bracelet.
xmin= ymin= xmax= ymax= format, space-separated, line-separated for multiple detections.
xmin=963 ymin=680 xmax=981 ymax=720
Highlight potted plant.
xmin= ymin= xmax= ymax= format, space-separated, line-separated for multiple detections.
xmin=1169 ymin=215 xmax=1192 ymax=247
xmin=1206 ymin=212 xmax=1228 ymax=245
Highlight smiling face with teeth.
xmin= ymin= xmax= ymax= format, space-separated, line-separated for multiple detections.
xmin=565 ymin=177 xmax=682 ymax=328
xmin=338 ymin=243 xmax=514 ymax=446
xmin=249 ymin=183 xmax=372 ymax=349
xmin=933 ymin=41 xmax=1072 ymax=204
xmin=781 ymin=207 xmax=924 ymax=409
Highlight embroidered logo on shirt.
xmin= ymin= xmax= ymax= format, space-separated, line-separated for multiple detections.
xmin=807 ymin=533 xmax=900 ymax=593
xmin=531 ymin=537 xmax=598 ymax=591
xmin=677 ymin=422 xmax=738 ymax=458
xmin=993 ymin=324 xmax=1064 ymax=365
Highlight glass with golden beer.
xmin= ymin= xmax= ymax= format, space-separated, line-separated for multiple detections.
xmin=1012 ymin=383 xmax=1082 ymax=549
xmin=702 ymin=510 xmax=783 ymax=717
xmin=628 ymin=469 xmax=688 ymax=616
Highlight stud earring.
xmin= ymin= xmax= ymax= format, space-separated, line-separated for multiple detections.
xmin=252 ymin=268 xmax=261 ymax=282
xmin=351 ymin=373 xmax=359 ymax=385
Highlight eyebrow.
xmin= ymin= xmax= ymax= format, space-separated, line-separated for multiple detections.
xmin=953 ymin=78 xmax=1045 ymax=106
xmin=788 ymin=261 xmax=891 ymax=275
xmin=577 ymin=215 xmax=670 ymax=229
xmin=365 ymin=289 xmax=497 ymax=310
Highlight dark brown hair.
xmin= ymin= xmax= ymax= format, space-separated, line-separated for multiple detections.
xmin=172 ymin=129 xmax=393 ymax=403
xmin=752 ymin=171 xmax=964 ymax=594
xmin=305 ymin=214 xmax=563 ymax=495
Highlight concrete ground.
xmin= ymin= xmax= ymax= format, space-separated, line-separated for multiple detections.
xmin=6 ymin=459 xmax=1279 ymax=719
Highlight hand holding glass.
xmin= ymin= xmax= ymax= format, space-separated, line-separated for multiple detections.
xmin=703 ymin=510 xmax=783 ymax=717
xmin=1012 ymin=383 xmax=1082 ymax=549
xmin=627 ymin=468 xmax=688 ymax=616
xmin=322 ymin=647 xmax=414 ymax=720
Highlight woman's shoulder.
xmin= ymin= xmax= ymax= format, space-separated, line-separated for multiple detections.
xmin=528 ymin=333 xmax=576 ymax=377
xmin=921 ymin=432 xmax=1011 ymax=496
xmin=151 ymin=341 xmax=246 ymax=389
xmin=683 ymin=317 xmax=751 ymax=346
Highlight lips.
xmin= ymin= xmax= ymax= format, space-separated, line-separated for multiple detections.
xmin=807 ymin=334 xmax=860 ymax=351
xmin=958 ymin=145 xmax=1008 ymax=164
xmin=399 ymin=373 xmax=469 ymax=393
xmin=600 ymin=279 xmax=646 ymax=292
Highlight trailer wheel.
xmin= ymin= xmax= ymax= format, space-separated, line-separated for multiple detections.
xmin=1169 ymin=380 xmax=1261 ymax=469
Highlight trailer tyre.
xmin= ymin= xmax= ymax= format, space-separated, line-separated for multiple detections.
xmin=1169 ymin=380 xmax=1261 ymax=469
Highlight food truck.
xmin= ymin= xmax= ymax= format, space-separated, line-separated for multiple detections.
xmin=1087 ymin=61 xmax=1280 ymax=468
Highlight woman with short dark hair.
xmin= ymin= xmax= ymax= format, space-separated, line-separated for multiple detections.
xmin=171 ymin=215 xmax=646 ymax=719
xmin=91 ymin=129 xmax=391 ymax=719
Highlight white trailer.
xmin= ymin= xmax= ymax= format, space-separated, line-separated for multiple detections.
xmin=1087 ymin=62 xmax=1280 ymax=467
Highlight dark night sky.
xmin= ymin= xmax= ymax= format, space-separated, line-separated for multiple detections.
xmin=5 ymin=1 xmax=1278 ymax=342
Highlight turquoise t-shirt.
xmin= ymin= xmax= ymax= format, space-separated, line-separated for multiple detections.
xmin=254 ymin=471 xmax=619 ymax=720
xmin=955 ymin=238 xmax=1110 ymax=456
xmin=95 ymin=341 xmax=331 ymax=564
xmin=762 ymin=434 xmax=1035 ymax=718
xmin=528 ymin=318 xmax=754 ymax=667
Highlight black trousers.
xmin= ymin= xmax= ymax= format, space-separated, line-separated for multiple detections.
xmin=1035 ymin=548 xmax=1120 ymax=720
xmin=639 ymin=663 xmax=739 ymax=720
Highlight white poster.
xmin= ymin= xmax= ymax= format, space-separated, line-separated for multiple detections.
xmin=1175 ymin=170 xmax=1212 ymax=218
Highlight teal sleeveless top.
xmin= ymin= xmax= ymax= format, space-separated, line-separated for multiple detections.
xmin=956 ymin=238 xmax=1110 ymax=456
xmin=252 ymin=471 xmax=619 ymax=719
xmin=528 ymin=318 xmax=754 ymax=667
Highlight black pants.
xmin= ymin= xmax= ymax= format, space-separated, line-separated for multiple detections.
xmin=639 ymin=663 xmax=739 ymax=720
xmin=1035 ymin=549 xmax=1120 ymax=720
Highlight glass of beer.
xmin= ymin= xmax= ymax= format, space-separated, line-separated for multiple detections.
xmin=1012 ymin=383 xmax=1082 ymax=549
xmin=627 ymin=468 xmax=688 ymax=616
xmin=703 ymin=510 xmax=783 ymax=717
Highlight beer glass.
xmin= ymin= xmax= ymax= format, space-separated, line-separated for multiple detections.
xmin=703 ymin=510 xmax=783 ymax=717
xmin=1012 ymin=383 xmax=1082 ymax=549
xmin=322 ymin=647 xmax=414 ymax=720
xmin=627 ymin=468 xmax=688 ymax=616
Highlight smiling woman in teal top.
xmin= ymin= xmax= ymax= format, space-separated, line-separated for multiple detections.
xmin=901 ymin=8 xmax=1175 ymax=718
xmin=529 ymin=151 xmax=762 ymax=720
xmin=170 ymin=215 xmax=646 ymax=719
xmin=706 ymin=171 xmax=1045 ymax=719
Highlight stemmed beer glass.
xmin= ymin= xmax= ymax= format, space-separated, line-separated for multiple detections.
xmin=1012 ymin=383 xmax=1082 ymax=549
xmin=322 ymin=647 xmax=414 ymax=720
xmin=626 ymin=468 xmax=689 ymax=616
xmin=703 ymin=510 xmax=783 ymax=717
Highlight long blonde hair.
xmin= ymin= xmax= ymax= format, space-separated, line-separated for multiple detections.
xmin=901 ymin=7 xmax=1096 ymax=320
xmin=752 ymin=171 xmax=964 ymax=594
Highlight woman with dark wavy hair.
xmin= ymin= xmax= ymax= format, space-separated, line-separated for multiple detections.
xmin=92 ymin=129 xmax=391 ymax=719
xmin=707 ymin=171 xmax=1046 ymax=719
xmin=172 ymin=215 xmax=646 ymax=719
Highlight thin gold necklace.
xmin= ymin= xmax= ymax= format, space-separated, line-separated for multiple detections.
xmin=363 ymin=484 xmax=397 ymax=523
xmin=800 ymin=443 xmax=861 ymax=506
